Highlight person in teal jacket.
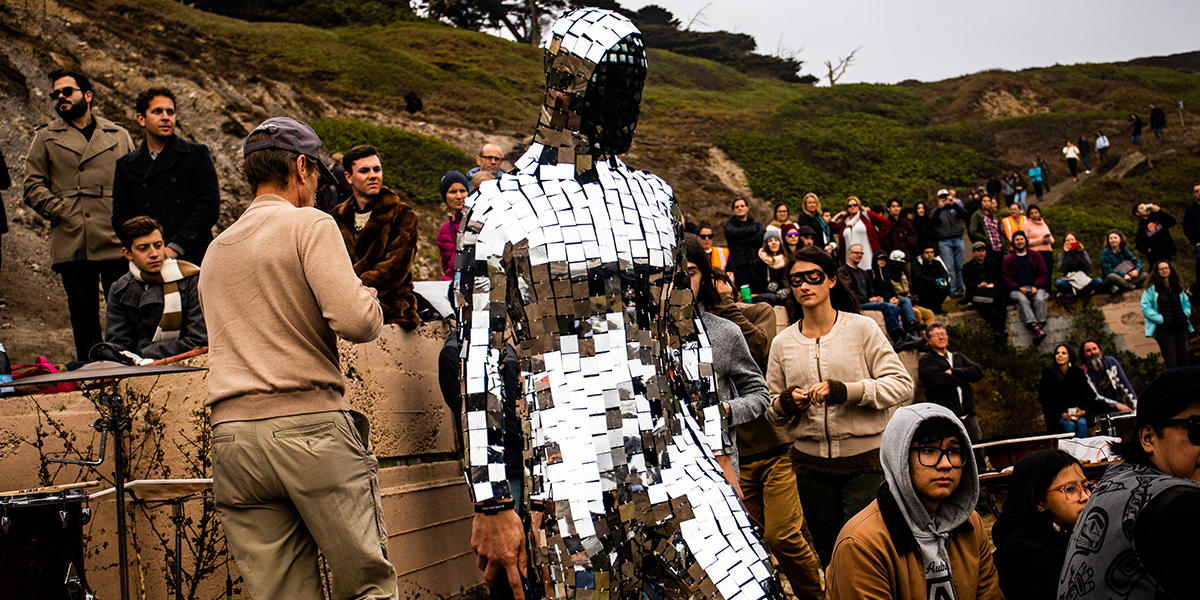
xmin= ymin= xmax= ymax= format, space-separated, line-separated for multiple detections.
xmin=1141 ymin=259 xmax=1192 ymax=369
xmin=1028 ymin=163 xmax=1045 ymax=200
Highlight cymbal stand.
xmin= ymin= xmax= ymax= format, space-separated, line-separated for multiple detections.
xmin=49 ymin=390 xmax=132 ymax=600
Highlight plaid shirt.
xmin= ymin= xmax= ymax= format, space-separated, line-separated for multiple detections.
xmin=983 ymin=213 xmax=1003 ymax=251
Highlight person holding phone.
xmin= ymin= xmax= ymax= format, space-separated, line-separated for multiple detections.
xmin=1054 ymin=232 xmax=1103 ymax=299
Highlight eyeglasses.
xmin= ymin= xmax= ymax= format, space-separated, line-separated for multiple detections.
xmin=698 ymin=234 xmax=713 ymax=239
xmin=50 ymin=86 xmax=79 ymax=100
xmin=785 ymin=232 xmax=799 ymax=237
xmin=911 ymin=446 xmax=965 ymax=468
xmin=846 ymin=203 xmax=859 ymax=208
xmin=1047 ymin=480 xmax=1098 ymax=500
xmin=478 ymin=155 xmax=502 ymax=162
xmin=788 ymin=268 xmax=827 ymax=287
xmin=1159 ymin=415 xmax=1200 ymax=445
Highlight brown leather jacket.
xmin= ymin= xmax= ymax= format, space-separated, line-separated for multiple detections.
xmin=23 ymin=115 xmax=134 ymax=265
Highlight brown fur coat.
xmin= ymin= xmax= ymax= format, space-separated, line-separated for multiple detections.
xmin=333 ymin=187 xmax=420 ymax=329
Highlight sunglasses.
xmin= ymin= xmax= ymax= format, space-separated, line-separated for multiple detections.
xmin=1160 ymin=415 xmax=1200 ymax=445
xmin=1047 ymin=480 xmax=1098 ymax=500
xmin=846 ymin=203 xmax=859 ymax=208
xmin=479 ymin=155 xmax=502 ymax=161
xmin=788 ymin=268 xmax=827 ymax=287
xmin=50 ymin=86 xmax=79 ymax=100
xmin=785 ymin=232 xmax=799 ymax=237
xmin=698 ymin=234 xmax=713 ymax=239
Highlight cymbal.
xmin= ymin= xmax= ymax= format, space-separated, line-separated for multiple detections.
xmin=8 ymin=361 xmax=205 ymax=392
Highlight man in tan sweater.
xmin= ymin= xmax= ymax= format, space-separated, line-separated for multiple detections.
xmin=198 ymin=117 xmax=395 ymax=600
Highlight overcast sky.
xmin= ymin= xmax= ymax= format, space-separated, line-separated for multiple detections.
xmin=621 ymin=0 xmax=1200 ymax=84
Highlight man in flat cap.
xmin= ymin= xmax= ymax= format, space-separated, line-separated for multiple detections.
xmin=199 ymin=117 xmax=396 ymax=599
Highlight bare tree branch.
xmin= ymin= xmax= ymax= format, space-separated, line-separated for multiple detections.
xmin=684 ymin=2 xmax=711 ymax=31
xmin=824 ymin=46 xmax=860 ymax=85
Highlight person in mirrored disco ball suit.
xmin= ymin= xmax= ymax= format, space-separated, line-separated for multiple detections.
xmin=455 ymin=8 xmax=783 ymax=600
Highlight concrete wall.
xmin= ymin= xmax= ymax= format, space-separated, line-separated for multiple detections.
xmin=0 ymin=320 xmax=485 ymax=600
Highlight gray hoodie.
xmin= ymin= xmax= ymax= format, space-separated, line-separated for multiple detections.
xmin=880 ymin=404 xmax=980 ymax=600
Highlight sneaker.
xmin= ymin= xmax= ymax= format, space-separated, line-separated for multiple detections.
xmin=1032 ymin=325 xmax=1047 ymax=345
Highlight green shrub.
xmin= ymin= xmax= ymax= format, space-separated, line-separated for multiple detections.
xmin=312 ymin=118 xmax=472 ymax=205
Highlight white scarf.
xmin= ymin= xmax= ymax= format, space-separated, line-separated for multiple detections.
xmin=128 ymin=258 xmax=200 ymax=342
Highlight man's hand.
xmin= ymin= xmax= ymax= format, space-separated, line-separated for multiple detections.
xmin=888 ymin=297 xmax=899 ymax=305
xmin=715 ymin=455 xmax=744 ymax=500
xmin=1127 ymin=269 xmax=1139 ymax=279
xmin=945 ymin=369 xmax=953 ymax=376
xmin=1115 ymin=402 xmax=1132 ymax=412
xmin=869 ymin=296 xmax=884 ymax=303
xmin=807 ymin=381 xmax=832 ymax=405
xmin=471 ymin=510 xmax=527 ymax=600
xmin=164 ymin=246 xmax=179 ymax=259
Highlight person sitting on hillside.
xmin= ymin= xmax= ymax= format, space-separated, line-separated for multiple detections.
xmin=839 ymin=244 xmax=922 ymax=350
xmin=1002 ymin=231 xmax=1050 ymax=344
xmin=1099 ymin=228 xmax=1147 ymax=294
xmin=1038 ymin=344 xmax=1101 ymax=437
xmin=887 ymin=250 xmax=935 ymax=330
xmin=1000 ymin=199 xmax=1028 ymax=242
xmin=824 ymin=404 xmax=1002 ymax=600
xmin=992 ymin=450 xmax=1093 ymax=600
xmin=911 ymin=244 xmax=951 ymax=315
xmin=963 ymin=241 xmax=1007 ymax=340
xmin=331 ymin=145 xmax=419 ymax=329
xmin=1054 ymin=232 xmax=1103 ymax=299
xmin=1135 ymin=202 xmax=1177 ymax=267
xmin=105 ymin=216 xmax=206 ymax=360
xmin=1079 ymin=340 xmax=1135 ymax=414
xmin=831 ymin=196 xmax=890 ymax=270
xmin=968 ymin=193 xmax=1008 ymax=259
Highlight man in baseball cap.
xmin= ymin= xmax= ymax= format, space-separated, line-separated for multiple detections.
xmin=242 ymin=116 xmax=338 ymax=188
xmin=200 ymin=117 xmax=395 ymax=598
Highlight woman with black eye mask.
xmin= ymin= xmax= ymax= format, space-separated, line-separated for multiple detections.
xmin=764 ymin=245 xmax=915 ymax=566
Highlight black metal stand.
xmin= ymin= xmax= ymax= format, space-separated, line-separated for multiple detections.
xmin=49 ymin=391 xmax=132 ymax=600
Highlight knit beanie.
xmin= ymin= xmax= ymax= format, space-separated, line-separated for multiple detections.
xmin=764 ymin=225 xmax=782 ymax=243
xmin=440 ymin=170 xmax=469 ymax=200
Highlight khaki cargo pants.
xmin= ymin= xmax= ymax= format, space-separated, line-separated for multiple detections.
xmin=212 ymin=410 xmax=397 ymax=600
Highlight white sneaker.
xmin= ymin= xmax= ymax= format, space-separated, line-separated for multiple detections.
xmin=1085 ymin=169 xmax=1091 ymax=174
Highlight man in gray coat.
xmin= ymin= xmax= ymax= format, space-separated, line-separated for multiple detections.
xmin=24 ymin=69 xmax=135 ymax=360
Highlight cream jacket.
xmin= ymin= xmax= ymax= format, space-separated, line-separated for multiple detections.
xmin=765 ymin=312 xmax=913 ymax=458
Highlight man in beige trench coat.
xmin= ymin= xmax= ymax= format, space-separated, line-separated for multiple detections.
xmin=24 ymin=69 xmax=134 ymax=360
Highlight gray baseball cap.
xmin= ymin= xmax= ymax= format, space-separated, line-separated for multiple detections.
xmin=243 ymin=117 xmax=337 ymax=187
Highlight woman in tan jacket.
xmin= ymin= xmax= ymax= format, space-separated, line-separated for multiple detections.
xmin=766 ymin=245 xmax=914 ymax=565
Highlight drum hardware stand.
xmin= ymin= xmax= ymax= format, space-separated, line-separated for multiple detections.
xmin=137 ymin=490 xmax=210 ymax=600
xmin=48 ymin=390 xmax=133 ymax=600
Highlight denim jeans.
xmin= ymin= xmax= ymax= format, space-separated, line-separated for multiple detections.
xmin=1054 ymin=277 xmax=1102 ymax=297
xmin=1059 ymin=416 xmax=1089 ymax=438
xmin=860 ymin=301 xmax=904 ymax=336
xmin=937 ymin=237 xmax=965 ymax=295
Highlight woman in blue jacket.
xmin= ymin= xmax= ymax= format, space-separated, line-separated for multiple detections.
xmin=1141 ymin=259 xmax=1192 ymax=369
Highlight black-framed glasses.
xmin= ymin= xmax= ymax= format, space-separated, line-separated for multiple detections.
xmin=846 ymin=203 xmax=859 ymax=208
xmin=911 ymin=446 xmax=965 ymax=468
xmin=788 ymin=268 xmax=827 ymax=287
xmin=50 ymin=86 xmax=79 ymax=100
xmin=1047 ymin=480 xmax=1098 ymax=500
xmin=698 ymin=234 xmax=713 ymax=239
xmin=1159 ymin=415 xmax=1200 ymax=445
